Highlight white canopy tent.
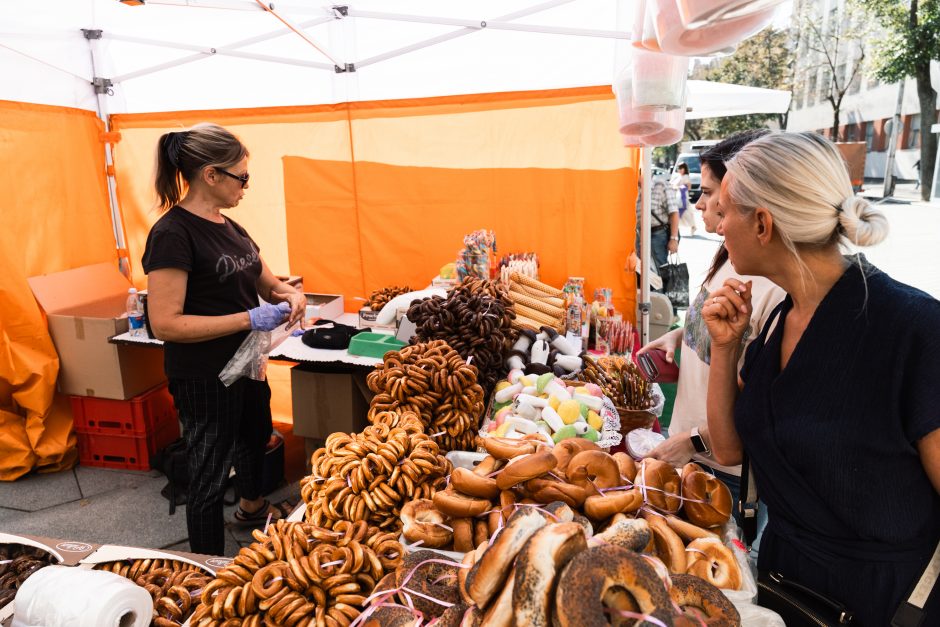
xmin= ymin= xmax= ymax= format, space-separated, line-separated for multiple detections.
xmin=0 ymin=0 xmax=791 ymax=340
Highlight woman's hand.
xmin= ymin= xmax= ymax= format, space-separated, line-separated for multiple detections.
xmin=703 ymin=278 xmax=753 ymax=350
xmin=636 ymin=327 xmax=682 ymax=363
xmin=645 ymin=431 xmax=695 ymax=467
xmin=273 ymin=288 xmax=307 ymax=330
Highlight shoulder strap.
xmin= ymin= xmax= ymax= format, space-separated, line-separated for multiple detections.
xmin=892 ymin=541 xmax=940 ymax=627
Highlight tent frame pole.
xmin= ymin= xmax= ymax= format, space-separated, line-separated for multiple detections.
xmin=83 ymin=28 xmax=129 ymax=277
xmin=639 ymin=146 xmax=652 ymax=346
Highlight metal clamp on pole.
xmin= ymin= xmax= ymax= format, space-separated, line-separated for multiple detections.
xmin=92 ymin=77 xmax=113 ymax=95
xmin=334 ymin=63 xmax=356 ymax=73
xmin=332 ymin=5 xmax=348 ymax=18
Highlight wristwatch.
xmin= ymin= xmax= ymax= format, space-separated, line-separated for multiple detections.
xmin=669 ymin=235 xmax=679 ymax=241
xmin=690 ymin=427 xmax=711 ymax=456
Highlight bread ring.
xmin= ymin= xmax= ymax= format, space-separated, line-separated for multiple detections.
xmin=664 ymin=514 xmax=721 ymax=542
xmin=472 ymin=455 xmax=500 ymax=476
xmin=566 ymin=451 xmax=623 ymax=495
xmin=685 ymin=537 xmax=743 ymax=591
xmin=433 ymin=488 xmax=491 ymax=518
xmin=473 ymin=519 xmax=490 ymax=548
xmin=396 ymin=550 xmax=460 ymax=620
xmin=612 ymin=452 xmax=638 ymax=483
xmin=451 ymin=467 xmax=499 ymax=499
xmin=495 ymin=450 xmax=557 ymax=490
xmin=583 ymin=487 xmax=643 ymax=521
xmin=363 ymin=606 xmax=420 ymax=627
xmin=554 ymin=545 xmax=674 ymax=626
xmin=680 ymin=464 xmax=733 ymax=529
xmin=636 ymin=458 xmax=682 ymax=513
xmin=669 ymin=573 xmax=741 ymax=626
xmin=640 ymin=509 xmax=687 ymax=574
xmin=401 ymin=499 xmax=453 ymax=548
xmin=482 ymin=436 xmax=538 ymax=460
xmin=452 ymin=518 xmax=474 ymax=553
xmin=589 ymin=514 xmax=650 ymax=552
xmin=551 ymin=438 xmax=601 ymax=475
xmin=511 ymin=522 xmax=587 ymax=625
xmin=524 ymin=478 xmax=588 ymax=508
xmin=488 ymin=490 xmax=517 ymax=536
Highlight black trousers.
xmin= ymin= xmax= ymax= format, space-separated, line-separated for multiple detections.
xmin=168 ymin=377 xmax=273 ymax=556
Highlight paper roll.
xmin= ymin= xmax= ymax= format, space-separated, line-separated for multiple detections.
xmin=12 ymin=565 xmax=151 ymax=627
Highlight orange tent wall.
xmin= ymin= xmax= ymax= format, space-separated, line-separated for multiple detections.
xmin=0 ymin=100 xmax=116 ymax=479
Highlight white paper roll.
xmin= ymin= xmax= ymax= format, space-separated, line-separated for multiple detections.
xmin=12 ymin=565 xmax=152 ymax=627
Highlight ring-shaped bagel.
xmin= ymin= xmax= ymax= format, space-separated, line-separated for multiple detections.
xmin=482 ymin=437 xmax=537 ymax=460
xmin=433 ymin=488 xmax=492 ymax=519
xmin=551 ymin=438 xmax=601 ymax=475
xmin=612 ymin=452 xmax=638 ymax=483
xmin=680 ymin=465 xmax=732 ymax=529
xmin=640 ymin=509 xmax=687 ymax=574
xmin=451 ymin=467 xmax=500 ymax=500
xmin=565 ymin=450 xmax=622 ymax=495
xmin=685 ymin=537 xmax=743 ymax=591
xmin=495 ymin=450 xmax=557 ymax=490
xmin=669 ymin=573 xmax=741 ymax=627
xmin=582 ymin=487 xmax=643 ymax=521
xmin=553 ymin=545 xmax=674 ymax=626
xmin=401 ymin=499 xmax=452 ymax=548
xmin=636 ymin=458 xmax=682 ymax=513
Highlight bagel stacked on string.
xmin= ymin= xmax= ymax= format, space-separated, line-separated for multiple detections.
xmin=406 ymin=278 xmax=515 ymax=391
xmin=185 ymin=520 xmax=402 ymax=626
xmin=366 ymin=340 xmax=485 ymax=452
xmin=362 ymin=503 xmax=742 ymax=626
xmin=0 ymin=545 xmax=57 ymax=609
xmin=368 ymin=285 xmax=413 ymax=311
xmin=300 ymin=410 xmax=451 ymax=531
xmin=93 ymin=557 xmax=213 ymax=626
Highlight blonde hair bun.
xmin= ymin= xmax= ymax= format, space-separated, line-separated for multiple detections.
xmin=839 ymin=196 xmax=889 ymax=247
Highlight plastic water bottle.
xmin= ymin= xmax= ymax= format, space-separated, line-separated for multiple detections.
xmin=126 ymin=288 xmax=145 ymax=338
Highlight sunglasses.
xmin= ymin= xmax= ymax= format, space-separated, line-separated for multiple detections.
xmin=216 ymin=167 xmax=250 ymax=188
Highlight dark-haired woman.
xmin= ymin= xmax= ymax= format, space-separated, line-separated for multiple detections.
xmin=142 ymin=123 xmax=305 ymax=555
xmin=636 ymin=130 xmax=784 ymax=514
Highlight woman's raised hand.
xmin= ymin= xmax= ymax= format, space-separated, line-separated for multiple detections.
xmin=703 ymin=278 xmax=752 ymax=350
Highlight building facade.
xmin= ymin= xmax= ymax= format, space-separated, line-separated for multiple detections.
xmin=787 ymin=0 xmax=932 ymax=181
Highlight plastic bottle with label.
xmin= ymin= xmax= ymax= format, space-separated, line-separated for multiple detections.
xmin=126 ymin=288 xmax=146 ymax=337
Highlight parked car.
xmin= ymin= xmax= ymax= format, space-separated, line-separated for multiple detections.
xmin=651 ymin=165 xmax=669 ymax=180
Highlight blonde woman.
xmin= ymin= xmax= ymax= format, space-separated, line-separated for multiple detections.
xmin=704 ymin=131 xmax=940 ymax=624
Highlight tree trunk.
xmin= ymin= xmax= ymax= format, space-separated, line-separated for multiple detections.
xmin=915 ymin=71 xmax=937 ymax=200
xmin=831 ymin=108 xmax=841 ymax=141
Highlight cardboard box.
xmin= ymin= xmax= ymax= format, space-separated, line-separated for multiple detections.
xmin=357 ymin=305 xmax=404 ymax=330
xmin=0 ymin=533 xmax=101 ymax=623
xmin=305 ymin=293 xmax=344 ymax=321
xmin=290 ymin=366 xmax=372 ymax=440
xmin=28 ymin=262 xmax=166 ymax=399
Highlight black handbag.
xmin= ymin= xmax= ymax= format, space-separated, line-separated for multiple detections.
xmin=301 ymin=320 xmax=365 ymax=350
xmin=659 ymin=253 xmax=690 ymax=309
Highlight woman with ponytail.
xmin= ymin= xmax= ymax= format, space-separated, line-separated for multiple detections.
xmin=703 ymin=131 xmax=940 ymax=624
xmin=143 ymin=123 xmax=306 ymax=555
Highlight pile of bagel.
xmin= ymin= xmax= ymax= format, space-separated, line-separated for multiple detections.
xmin=93 ymin=557 xmax=212 ymax=627
xmin=399 ymin=437 xmax=743 ymax=593
xmin=184 ymin=520 xmax=402 ymax=627
xmin=362 ymin=504 xmax=742 ymax=626
xmin=368 ymin=285 xmax=413 ymax=311
xmin=300 ymin=410 xmax=451 ymax=531
xmin=0 ymin=544 xmax=57 ymax=609
xmin=366 ymin=340 xmax=485 ymax=452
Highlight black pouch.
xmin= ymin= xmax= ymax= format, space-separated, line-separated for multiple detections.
xmin=151 ymin=437 xmax=189 ymax=515
xmin=301 ymin=320 xmax=365 ymax=350
xmin=757 ymin=571 xmax=854 ymax=626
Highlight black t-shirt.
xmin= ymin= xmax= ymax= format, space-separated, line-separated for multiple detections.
xmin=142 ymin=206 xmax=262 ymax=378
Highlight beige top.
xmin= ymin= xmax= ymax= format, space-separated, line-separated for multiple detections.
xmin=669 ymin=258 xmax=786 ymax=476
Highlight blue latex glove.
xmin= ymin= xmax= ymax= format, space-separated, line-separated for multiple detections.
xmin=248 ymin=302 xmax=291 ymax=331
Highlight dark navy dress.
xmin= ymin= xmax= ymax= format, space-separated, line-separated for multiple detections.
xmin=735 ymin=258 xmax=940 ymax=626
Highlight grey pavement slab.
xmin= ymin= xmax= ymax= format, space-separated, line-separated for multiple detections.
xmin=0 ymin=468 xmax=81 ymax=512
xmin=0 ymin=475 xmax=187 ymax=549
xmin=74 ymin=465 xmax=161 ymax=500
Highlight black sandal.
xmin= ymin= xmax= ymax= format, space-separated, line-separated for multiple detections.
xmin=231 ymin=498 xmax=295 ymax=528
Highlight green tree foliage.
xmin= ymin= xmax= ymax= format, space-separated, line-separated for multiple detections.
xmin=859 ymin=0 xmax=939 ymax=200
xmin=685 ymin=28 xmax=792 ymax=140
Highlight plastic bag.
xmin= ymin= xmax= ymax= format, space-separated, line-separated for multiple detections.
xmin=219 ymin=325 xmax=293 ymax=386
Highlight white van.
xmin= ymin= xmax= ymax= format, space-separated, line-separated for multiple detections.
xmin=671 ymin=140 xmax=720 ymax=203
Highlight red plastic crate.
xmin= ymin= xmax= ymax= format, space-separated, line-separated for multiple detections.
xmin=70 ymin=382 xmax=176 ymax=437
xmin=76 ymin=418 xmax=179 ymax=471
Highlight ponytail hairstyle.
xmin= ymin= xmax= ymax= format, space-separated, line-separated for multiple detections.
xmin=725 ymin=132 xmax=888 ymax=281
xmin=700 ymin=128 xmax=771 ymax=285
xmin=154 ymin=123 xmax=249 ymax=211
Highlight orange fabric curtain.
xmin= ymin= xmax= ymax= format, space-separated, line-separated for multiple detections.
xmin=0 ymin=100 xmax=116 ymax=480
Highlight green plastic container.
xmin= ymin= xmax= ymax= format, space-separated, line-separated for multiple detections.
xmin=348 ymin=333 xmax=407 ymax=358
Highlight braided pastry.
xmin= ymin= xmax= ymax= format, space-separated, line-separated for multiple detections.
xmin=366 ymin=341 xmax=485 ymax=451
xmin=301 ymin=411 xmax=451 ymax=531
